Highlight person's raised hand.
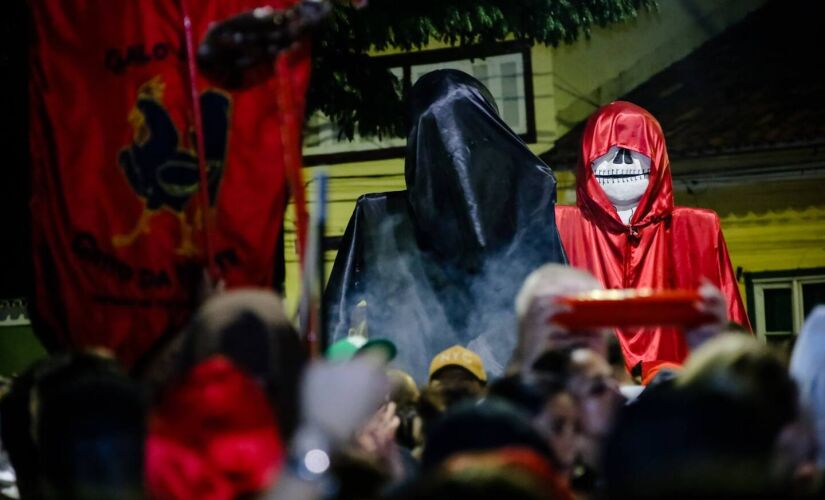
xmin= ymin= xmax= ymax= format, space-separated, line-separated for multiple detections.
xmin=686 ymin=279 xmax=728 ymax=350
xmin=300 ymin=357 xmax=390 ymax=446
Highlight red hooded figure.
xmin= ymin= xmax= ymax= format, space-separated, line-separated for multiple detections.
xmin=555 ymin=101 xmax=750 ymax=374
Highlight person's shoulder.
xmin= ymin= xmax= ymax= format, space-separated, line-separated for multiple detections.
xmin=556 ymin=204 xmax=581 ymax=213
xmin=353 ymin=191 xmax=407 ymax=212
xmin=554 ymin=204 xmax=586 ymax=229
xmin=351 ymin=191 xmax=413 ymax=229
xmin=555 ymin=204 xmax=582 ymax=216
xmin=355 ymin=191 xmax=404 ymax=204
xmin=672 ymin=206 xmax=721 ymax=227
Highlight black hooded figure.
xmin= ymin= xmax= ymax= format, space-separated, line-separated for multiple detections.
xmin=324 ymin=70 xmax=567 ymax=381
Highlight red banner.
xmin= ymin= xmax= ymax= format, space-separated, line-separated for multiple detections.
xmin=29 ymin=0 xmax=309 ymax=367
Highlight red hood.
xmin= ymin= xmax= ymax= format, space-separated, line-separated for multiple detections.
xmin=150 ymin=356 xmax=283 ymax=496
xmin=576 ymin=101 xmax=674 ymax=232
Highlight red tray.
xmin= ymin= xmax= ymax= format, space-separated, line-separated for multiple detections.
xmin=552 ymin=289 xmax=715 ymax=329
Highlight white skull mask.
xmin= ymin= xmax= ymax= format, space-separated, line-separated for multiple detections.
xmin=591 ymin=146 xmax=651 ymax=224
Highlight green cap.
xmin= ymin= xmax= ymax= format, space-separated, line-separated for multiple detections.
xmin=357 ymin=338 xmax=397 ymax=363
xmin=326 ymin=336 xmax=397 ymax=363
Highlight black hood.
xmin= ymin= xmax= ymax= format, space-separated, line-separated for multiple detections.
xmin=324 ymin=70 xmax=567 ymax=381
xmin=405 ymin=69 xmax=555 ymax=262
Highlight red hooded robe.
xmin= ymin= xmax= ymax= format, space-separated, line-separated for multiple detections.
xmin=555 ymin=101 xmax=750 ymax=374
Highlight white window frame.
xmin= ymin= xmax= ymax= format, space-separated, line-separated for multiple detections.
xmin=0 ymin=298 xmax=30 ymax=327
xmin=302 ymin=41 xmax=536 ymax=166
xmin=751 ymin=274 xmax=825 ymax=339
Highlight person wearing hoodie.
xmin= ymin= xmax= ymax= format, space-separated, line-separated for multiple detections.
xmin=324 ymin=69 xmax=567 ymax=382
xmin=555 ymin=101 xmax=750 ymax=377
xmin=790 ymin=306 xmax=825 ymax=489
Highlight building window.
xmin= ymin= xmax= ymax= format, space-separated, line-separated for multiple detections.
xmin=303 ymin=41 xmax=535 ymax=166
xmin=0 ymin=298 xmax=29 ymax=327
xmin=746 ymin=268 xmax=825 ymax=343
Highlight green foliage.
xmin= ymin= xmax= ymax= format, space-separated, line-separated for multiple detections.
xmin=307 ymin=0 xmax=656 ymax=140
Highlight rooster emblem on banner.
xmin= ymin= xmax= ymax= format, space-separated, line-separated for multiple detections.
xmin=113 ymin=76 xmax=231 ymax=255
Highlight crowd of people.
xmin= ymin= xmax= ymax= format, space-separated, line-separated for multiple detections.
xmin=6 ymin=1 xmax=819 ymax=498
xmin=0 ymin=263 xmax=823 ymax=500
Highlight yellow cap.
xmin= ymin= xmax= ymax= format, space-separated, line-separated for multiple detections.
xmin=428 ymin=345 xmax=487 ymax=383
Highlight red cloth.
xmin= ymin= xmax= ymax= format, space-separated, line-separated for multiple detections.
xmin=146 ymin=438 xmax=233 ymax=500
xmin=444 ymin=447 xmax=575 ymax=500
xmin=555 ymin=101 xmax=751 ymax=372
xmin=28 ymin=0 xmax=310 ymax=367
xmin=640 ymin=360 xmax=682 ymax=386
xmin=147 ymin=356 xmax=284 ymax=499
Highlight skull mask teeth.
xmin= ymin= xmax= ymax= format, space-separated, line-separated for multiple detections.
xmin=591 ymin=146 xmax=651 ymax=209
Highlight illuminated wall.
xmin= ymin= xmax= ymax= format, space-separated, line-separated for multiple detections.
xmin=282 ymin=0 xmax=768 ymax=313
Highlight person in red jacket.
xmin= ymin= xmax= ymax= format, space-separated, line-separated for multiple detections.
xmin=555 ymin=101 xmax=750 ymax=376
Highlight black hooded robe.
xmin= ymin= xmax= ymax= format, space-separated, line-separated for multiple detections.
xmin=324 ymin=70 xmax=567 ymax=382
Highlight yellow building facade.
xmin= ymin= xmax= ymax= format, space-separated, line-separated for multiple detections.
xmin=285 ymin=0 xmax=825 ymax=336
